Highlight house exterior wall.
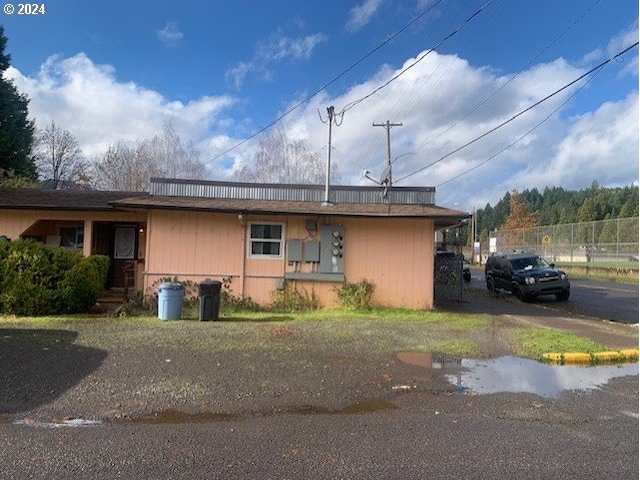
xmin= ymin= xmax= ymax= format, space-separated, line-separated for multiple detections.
xmin=0 ymin=209 xmax=147 ymax=288
xmin=0 ymin=209 xmax=144 ymax=241
xmin=144 ymin=210 xmax=435 ymax=309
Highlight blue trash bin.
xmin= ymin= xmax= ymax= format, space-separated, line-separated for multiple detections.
xmin=157 ymin=282 xmax=184 ymax=321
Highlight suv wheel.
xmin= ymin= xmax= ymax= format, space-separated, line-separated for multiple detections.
xmin=486 ymin=278 xmax=496 ymax=296
xmin=555 ymin=290 xmax=570 ymax=301
xmin=513 ymin=284 xmax=531 ymax=302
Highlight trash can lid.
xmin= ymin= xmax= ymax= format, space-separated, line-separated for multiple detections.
xmin=157 ymin=282 xmax=184 ymax=290
xmin=200 ymin=279 xmax=222 ymax=285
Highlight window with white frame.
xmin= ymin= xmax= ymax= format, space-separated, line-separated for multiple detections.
xmin=248 ymin=222 xmax=284 ymax=258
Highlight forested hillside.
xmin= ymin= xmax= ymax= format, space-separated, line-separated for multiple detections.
xmin=476 ymin=182 xmax=639 ymax=238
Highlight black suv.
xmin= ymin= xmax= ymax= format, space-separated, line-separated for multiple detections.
xmin=485 ymin=251 xmax=570 ymax=301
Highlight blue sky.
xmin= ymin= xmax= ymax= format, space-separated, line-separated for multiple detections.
xmin=3 ymin=0 xmax=638 ymax=208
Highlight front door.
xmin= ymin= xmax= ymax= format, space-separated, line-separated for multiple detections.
xmin=112 ymin=226 xmax=137 ymax=288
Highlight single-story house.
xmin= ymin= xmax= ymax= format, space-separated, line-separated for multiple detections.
xmin=0 ymin=178 xmax=469 ymax=309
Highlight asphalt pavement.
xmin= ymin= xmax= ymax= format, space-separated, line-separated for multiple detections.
xmin=1 ymin=272 xmax=637 ymax=479
xmin=438 ymin=269 xmax=638 ymax=349
xmin=2 ymin=376 xmax=637 ymax=480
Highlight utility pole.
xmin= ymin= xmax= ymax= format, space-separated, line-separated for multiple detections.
xmin=373 ymin=120 xmax=402 ymax=186
xmin=319 ymin=106 xmax=343 ymax=205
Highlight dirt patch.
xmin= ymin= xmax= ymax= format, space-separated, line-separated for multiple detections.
xmin=1 ymin=310 xmax=636 ymax=423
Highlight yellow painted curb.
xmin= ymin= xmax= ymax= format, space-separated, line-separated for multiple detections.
xmin=542 ymin=349 xmax=640 ymax=365
xmin=563 ymin=353 xmax=592 ymax=364
xmin=593 ymin=351 xmax=622 ymax=362
xmin=619 ymin=349 xmax=639 ymax=361
xmin=542 ymin=353 xmax=562 ymax=363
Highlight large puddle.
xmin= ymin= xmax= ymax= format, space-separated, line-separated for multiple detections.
xmin=441 ymin=355 xmax=639 ymax=398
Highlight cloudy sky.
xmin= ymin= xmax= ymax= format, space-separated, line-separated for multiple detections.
xmin=3 ymin=0 xmax=638 ymax=210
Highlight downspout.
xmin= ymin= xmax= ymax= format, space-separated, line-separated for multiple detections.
xmin=143 ymin=210 xmax=152 ymax=295
xmin=240 ymin=213 xmax=247 ymax=298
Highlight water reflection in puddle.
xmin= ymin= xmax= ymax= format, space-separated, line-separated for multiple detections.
xmin=443 ymin=356 xmax=639 ymax=398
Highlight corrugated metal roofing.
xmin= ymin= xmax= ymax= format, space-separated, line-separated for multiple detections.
xmin=149 ymin=178 xmax=435 ymax=205
xmin=0 ymin=180 xmax=469 ymax=227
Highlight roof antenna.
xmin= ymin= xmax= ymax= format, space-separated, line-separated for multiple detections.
xmin=363 ymin=166 xmax=391 ymax=200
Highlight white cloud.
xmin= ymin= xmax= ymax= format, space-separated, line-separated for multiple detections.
xmin=226 ymin=30 xmax=328 ymax=89
xmin=4 ymin=25 xmax=635 ymax=210
xmin=511 ymin=92 xmax=639 ymax=191
xmin=5 ymin=53 xmax=236 ymax=158
xmin=157 ymin=21 xmax=184 ymax=47
xmin=346 ymin=0 xmax=385 ymax=33
xmin=225 ymin=61 xmax=252 ymax=90
xmin=274 ymin=48 xmax=635 ymax=210
xmin=257 ymin=32 xmax=328 ymax=62
xmin=606 ymin=20 xmax=639 ymax=77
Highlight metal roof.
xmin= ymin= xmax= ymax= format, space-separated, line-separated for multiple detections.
xmin=149 ymin=178 xmax=436 ymax=205
xmin=0 ymin=180 xmax=470 ymax=228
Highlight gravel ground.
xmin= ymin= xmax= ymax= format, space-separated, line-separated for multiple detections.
xmin=1 ymin=303 xmax=638 ymax=480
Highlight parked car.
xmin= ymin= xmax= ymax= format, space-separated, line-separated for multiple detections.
xmin=485 ymin=251 xmax=570 ymax=301
xmin=435 ymin=251 xmax=469 ymax=283
xmin=462 ymin=256 xmax=471 ymax=283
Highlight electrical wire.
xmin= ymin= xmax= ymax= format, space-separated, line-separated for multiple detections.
xmin=203 ymin=0 xmax=446 ymax=166
xmin=338 ymin=1 xmax=494 ymax=115
xmin=393 ymin=41 xmax=639 ymax=184
xmin=436 ymin=63 xmax=605 ymax=188
xmin=392 ymin=0 xmax=603 ymax=164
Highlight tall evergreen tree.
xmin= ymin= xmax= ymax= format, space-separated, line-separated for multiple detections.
xmin=0 ymin=25 xmax=36 ymax=181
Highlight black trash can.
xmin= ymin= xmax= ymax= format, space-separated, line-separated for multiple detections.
xmin=199 ymin=279 xmax=222 ymax=321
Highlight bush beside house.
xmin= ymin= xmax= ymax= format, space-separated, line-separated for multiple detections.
xmin=0 ymin=240 xmax=109 ymax=315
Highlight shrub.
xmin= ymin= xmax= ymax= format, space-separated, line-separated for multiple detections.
xmin=334 ymin=279 xmax=375 ymax=309
xmin=220 ymin=276 xmax=260 ymax=312
xmin=0 ymin=239 xmax=110 ymax=315
xmin=270 ymin=281 xmax=320 ymax=313
xmin=59 ymin=255 xmax=111 ymax=313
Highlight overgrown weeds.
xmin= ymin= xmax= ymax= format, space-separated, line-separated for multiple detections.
xmin=334 ymin=279 xmax=375 ymax=310
xmin=270 ymin=281 xmax=319 ymax=313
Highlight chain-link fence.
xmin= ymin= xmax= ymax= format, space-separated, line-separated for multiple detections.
xmin=489 ymin=217 xmax=639 ymax=268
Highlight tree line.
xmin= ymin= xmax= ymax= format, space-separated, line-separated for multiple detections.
xmin=0 ymin=26 xmax=330 ymax=191
xmin=475 ymin=181 xmax=639 ymax=242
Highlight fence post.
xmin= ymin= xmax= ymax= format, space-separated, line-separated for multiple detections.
xmin=616 ymin=218 xmax=620 ymax=267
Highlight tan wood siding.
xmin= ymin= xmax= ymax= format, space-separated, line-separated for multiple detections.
xmin=0 ymin=209 xmax=144 ymax=240
xmin=143 ymin=211 xmax=434 ymax=308
xmin=143 ymin=210 xmax=245 ymax=294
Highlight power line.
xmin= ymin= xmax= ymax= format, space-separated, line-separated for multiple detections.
xmin=203 ymin=0 xmax=446 ymax=167
xmin=394 ymin=41 xmax=639 ymax=184
xmin=338 ymin=1 xmax=494 ymax=115
xmin=372 ymin=120 xmax=403 ymax=185
xmin=394 ymin=0 xmax=603 ymax=162
xmin=437 ymin=63 xmax=605 ymax=188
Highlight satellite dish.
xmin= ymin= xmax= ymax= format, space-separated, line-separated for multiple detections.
xmin=379 ymin=165 xmax=391 ymax=185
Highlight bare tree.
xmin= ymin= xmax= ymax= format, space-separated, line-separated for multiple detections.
xmin=234 ymin=124 xmax=338 ymax=184
xmin=93 ymin=122 xmax=205 ymax=191
xmin=34 ymin=120 xmax=86 ymax=189
xmin=93 ymin=141 xmax=153 ymax=191
xmin=138 ymin=123 xmax=204 ymax=179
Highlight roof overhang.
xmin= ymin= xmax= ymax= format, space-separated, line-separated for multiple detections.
xmin=110 ymin=195 xmax=470 ymax=228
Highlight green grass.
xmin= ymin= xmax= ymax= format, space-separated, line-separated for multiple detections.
xmin=514 ymin=327 xmax=607 ymax=360
xmin=0 ymin=309 xmax=610 ymax=361
xmin=563 ymin=271 xmax=639 ymax=285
